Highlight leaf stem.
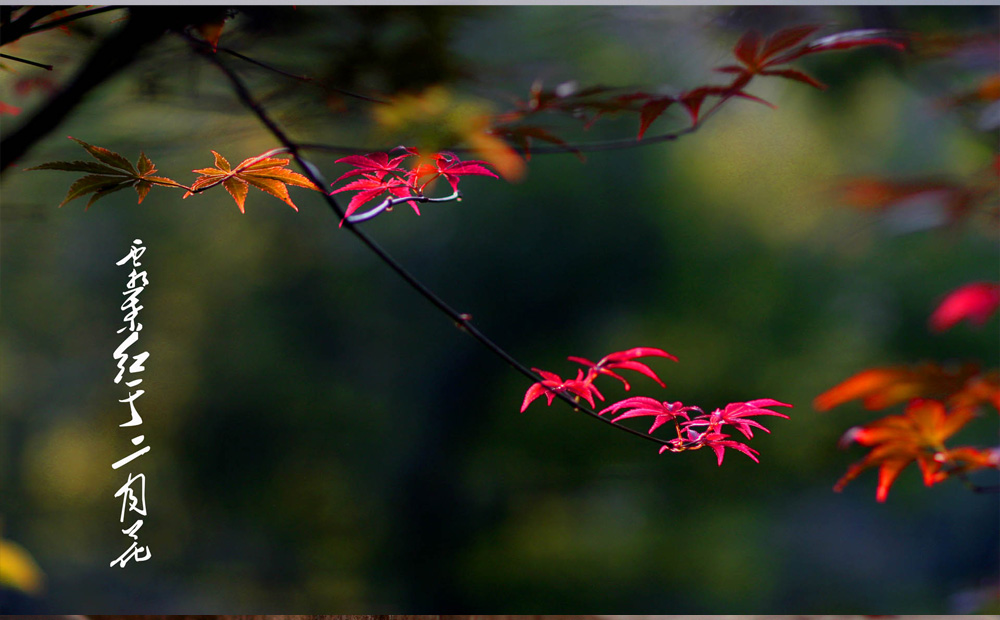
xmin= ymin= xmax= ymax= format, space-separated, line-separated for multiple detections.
xmin=347 ymin=190 xmax=461 ymax=224
xmin=191 ymin=39 xmax=677 ymax=452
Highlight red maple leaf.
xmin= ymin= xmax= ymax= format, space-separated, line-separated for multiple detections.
xmin=331 ymin=172 xmax=419 ymax=224
xmin=680 ymin=428 xmax=763 ymax=465
xmin=332 ymin=151 xmax=413 ymax=184
xmin=834 ymin=399 xmax=988 ymax=501
xmin=717 ymin=26 xmax=906 ymax=91
xmin=929 ymin=282 xmax=1000 ymax=332
xmin=599 ymin=397 xmax=701 ymax=434
xmin=521 ymin=369 xmax=604 ymax=411
xmin=408 ymin=150 xmax=498 ymax=192
xmin=568 ymin=347 xmax=678 ymax=390
xmin=636 ymin=87 xmax=773 ymax=137
xmin=682 ymin=399 xmax=792 ymax=440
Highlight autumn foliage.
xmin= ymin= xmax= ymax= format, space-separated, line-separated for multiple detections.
xmin=833 ymin=400 xmax=998 ymax=502
xmin=816 ymin=28 xmax=999 ymax=501
xmin=523 ymin=348 xmax=792 ymax=465
xmin=34 ymin=20 xmax=996 ymax=480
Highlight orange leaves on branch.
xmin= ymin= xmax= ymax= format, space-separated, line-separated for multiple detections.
xmin=835 ymin=399 xmax=997 ymax=501
xmin=183 ymin=150 xmax=320 ymax=213
xmin=819 ymin=364 xmax=999 ymax=500
xmin=30 ymin=139 xmax=321 ymax=213
xmin=814 ymin=363 xmax=1000 ymax=413
xmin=27 ymin=137 xmax=180 ymax=209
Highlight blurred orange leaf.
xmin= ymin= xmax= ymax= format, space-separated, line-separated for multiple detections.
xmin=814 ymin=363 xmax=1000 ymax=413
xmin=834 ymin=399 xmax=992 ymax=501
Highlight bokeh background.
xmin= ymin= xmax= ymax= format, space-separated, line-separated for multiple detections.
xmin=1 ymin=5 xmax=998 ymax=613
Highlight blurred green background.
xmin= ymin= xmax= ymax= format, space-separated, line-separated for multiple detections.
xmin=1 ymin=5 xmax=998 ymax=613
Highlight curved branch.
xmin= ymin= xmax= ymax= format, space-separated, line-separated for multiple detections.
xmin=23 ymin=6 xmax=124 ymax=38
xmin=296 ymin=96 xmax=733 ymax=159
xmin=190 ymin=39 xmax=676 ymax=451
xmin=0 ymin=53 xmax=52 ymax=71
xmin=347 ymin=190 xmax=460 ymax=224
xmin=184 ymin=34 xmax=389 ymax=105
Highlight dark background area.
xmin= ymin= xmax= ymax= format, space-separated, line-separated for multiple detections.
xmin=1 ymin=5 xmax=998 ymax=613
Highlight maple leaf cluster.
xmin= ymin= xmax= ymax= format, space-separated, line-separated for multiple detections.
xmin=331 ymin=148 xmax=498 ymax=224
xmin=817 ymin=362 xmax=1000 ymax=501
xmin=29 ymin=138 xmax=322 ymax=213
xmin=818 ymin=34 xmax=1000 ymax=499
xmin=490 ymin=26 xmax=908 ymax=152
xmin=522 ymin=347 xmax=791 ymax=465
xmin=834 ymin=400 xmax=998 ymax=502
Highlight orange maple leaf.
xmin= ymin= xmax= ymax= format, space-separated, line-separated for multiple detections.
xmin=183 ymin=151 xmax=320 ymax=213
xmin=835 ymin=399 xmax=993 ymax=501
xmin=814 ymin=363 xmax=1000 ymax=413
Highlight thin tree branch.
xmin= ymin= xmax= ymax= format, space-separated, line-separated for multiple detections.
xmin=1 ymin=7 xmax=249 ymax=173
xmin=347 ymin=190 xmax=461 ymax=224
xmin=296 ymin=96 xmax=734 ymax=158
xmin=1 ymin=8 xmax=169 ymax=172
xmin=0 ymin=6 xmax=62 ymax=46
xmin=23 ymin=6 xmax=124 ymax=37
xmin=185 ymin=34 xmax=389 ymax=105
xmin=0 ymin=53 xmax=53 ymax=71
xmin=190 ymin=39 xmax=676 ymax=451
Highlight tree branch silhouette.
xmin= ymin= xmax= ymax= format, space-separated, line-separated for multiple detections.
xmin=188 ymin=37 xmax=677 ymax=451
xmin=0 ymin=7 xmax=233 ymax=173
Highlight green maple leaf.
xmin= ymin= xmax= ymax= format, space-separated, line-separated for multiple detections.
xmin=27 ymin=137 xmax=180 ymax=209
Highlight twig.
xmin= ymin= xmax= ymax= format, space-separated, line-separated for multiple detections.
xmin=184 ymin=33 xmax=389 ymax=105
xmin=23 ymin=6 xmax=124 ymax=37
xmin=955 ymin=471 xmax=1000 ymax=494
xmin=1 ymin=8 xmax=177 ymax=172
xmin=297 ymin=96 xmax=734 ymax=158
xmin=347 ymin=190 xmax=461 ymax=224
xmin=0 ymin=52 xmax=53 ymax=71
xmin=190 ymin=40 xmax=676 ymax=452
xmin=0 ymin=6 xmax=61 ymax=46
